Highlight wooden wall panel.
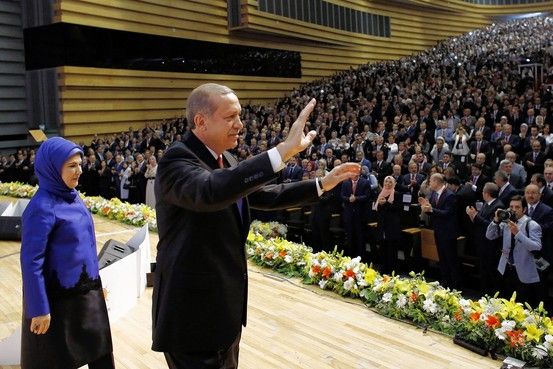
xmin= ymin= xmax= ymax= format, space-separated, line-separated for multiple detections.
xmin=52 ymin=0 xmax=548 ymax=142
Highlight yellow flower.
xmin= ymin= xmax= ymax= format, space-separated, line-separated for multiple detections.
xmin=523 ymin=324 xmax=544 ymax=343
xmin=364 ymin=268 xmax=378 ymax=285
xmin=542 ymin=317 xmax=553 ymax=335
xmin=417 ymin=282 xmax=430 ymax=296
xmin=394 ymin=279 xmax=410 ymax=294
xmin=498 ymin=298 xmax=526 ymax=322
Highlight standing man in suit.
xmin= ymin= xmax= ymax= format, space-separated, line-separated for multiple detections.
xmin=373 ymin=150 xmax=392 ymax=184
xmin=469 ymin=131 xmax=490 ymax=161
xmin=152 ymin=83 xmax=360 ymax=369
xmin=466 ymin=183 xmax=504 ymax=295
xmin=341 ymin=174 xmax=372 ymax=258
xmin=419 ymin=173 xmax=460 ymax=288
xmin=467 ymin=163 xmax=488 ymax=201
xmin=531 ymin=173 xmax=553 ymax=208
xmin=524 ymin=141 xmax=546 ymax=180
xmin=495 ymin=170 xmax=518 ymax=206
xmin=397 ymin=161 xmax=424 ymax=203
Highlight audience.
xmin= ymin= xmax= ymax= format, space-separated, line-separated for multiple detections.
xmin=2 ymin=16 xmax=553 ymax=304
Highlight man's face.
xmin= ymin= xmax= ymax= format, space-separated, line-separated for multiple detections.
xmin=533 ymin=142 xmax=541 ymax=153
xmin=525 ymin=186 xmax=540 ymax=205
xmin=510 ymin=200 xmax=525 ymax=220
xmin=429 ymin=176 xmax=441 ymax=191
xmin=197 ymin=93 xmax=243 ymax=154
xmin=443 ymin=154 xmax=450 ymax=163
xmin=502 ymin=162 xmax=512 ymax=174
xmin=475 ymin=132 xmax=483 ymax=141
xmin=409 ymin=163 xmax=417 ymax=174
xmin=545 ymin=168 xmax=553 ymax=183
xmin=471 ymin=166 xmax=481 ymax=177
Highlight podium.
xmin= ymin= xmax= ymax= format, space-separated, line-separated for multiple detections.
xmin=0 ymin=199 xmax=30 ymax=241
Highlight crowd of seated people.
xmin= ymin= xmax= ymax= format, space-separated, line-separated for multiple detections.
xmin=2 ymin=16 xmax=553 ymax=304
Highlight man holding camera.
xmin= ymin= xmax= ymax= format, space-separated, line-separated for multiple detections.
xmin=485 ymin=195 xmax=542 ymax=307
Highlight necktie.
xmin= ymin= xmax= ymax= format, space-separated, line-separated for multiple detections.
xmin=528 ymin=205 xmax=535 ymax=217
xmin=509 ymin=233 xmax=516 ymax=265
xmin=217 ymin=155 xmax=224 ymax=169
xmin=352 ymin=180 xmax=357 ymax=194
xmin=477 ymin=141 xmax=481 ymax=153
xmin=473 ymin=176 xmax=477 ymax=184
xmin=533 ymin=152 xmax=537 ymax=161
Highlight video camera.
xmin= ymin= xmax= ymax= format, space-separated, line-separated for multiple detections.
xmin=497 ymin=209 xmax=516 ymax=222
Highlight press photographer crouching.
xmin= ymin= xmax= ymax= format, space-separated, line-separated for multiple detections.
xmin=485 ymin=195 xmax=543 ymax=307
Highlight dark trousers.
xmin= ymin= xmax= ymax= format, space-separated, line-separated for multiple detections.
xmin=501 ymin=266 xmax=541 ymax=308
xmin=380 ymin=238 xmax=400 ymax=275
xmin=436 ymin=237 xmax=461 ymax=289
xmin=164 ymin=331 xmax=241 ymax=369
xmin=88 ymin=353 xmax=116 ymax=369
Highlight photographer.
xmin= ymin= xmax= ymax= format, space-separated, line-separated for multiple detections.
xmin=485 ymin=195 xmax=542 ymax=307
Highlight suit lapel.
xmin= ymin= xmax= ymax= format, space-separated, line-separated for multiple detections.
xmin=182 ymin=131 xmax=220 ymax=170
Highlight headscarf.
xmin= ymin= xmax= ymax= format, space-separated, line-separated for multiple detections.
xmin=34 ymin=137 xmax=83 ymax=201
xmin=377 ymin=175 xmax=396 ymax=205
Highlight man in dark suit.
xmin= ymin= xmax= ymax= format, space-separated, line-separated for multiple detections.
xmin=466 ymin=182 xmax=504 ymax=295
xmin=419 ymin=173 xmax=460 ymax=288
xmin=499 ymin=160 xmax=524 ymax=190
xmin=467 ymin=163 xmax=488 ymax=201
xmin=524 ymin=140 xmax=546 ymax=179
xmin=469 ymin=131 xmax=491 ymax=161
xmin=341 ymin=174 xmax=372 ymax=258
xmin=372 ymin=150 xmax=392 ymax=184
xmin=495 ymin=170 xmax=518 ymax=206
xmin=524 ymin=184 xmax=553 ymax=309
xmin=152 ymin=83 xmax=360 ymax=368
xmin=397 ymin=162 xmax=424 ymax=203
xmin=531 ymin=173 xmax=553 ymax=208
xmin=280 ymin=156 xmax=303 ymax=183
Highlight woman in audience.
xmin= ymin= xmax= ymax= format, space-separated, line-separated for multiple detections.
xmin=144 ymin=155 xmax=158 ymax=209
xmin=376 ymin=176 xmax=402 ymax=274
xmin=20 ymin=137 xmax=114 ymax=369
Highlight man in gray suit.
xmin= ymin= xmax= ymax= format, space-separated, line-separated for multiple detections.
xmin=486 ymin=195 xmax=542 ymax=307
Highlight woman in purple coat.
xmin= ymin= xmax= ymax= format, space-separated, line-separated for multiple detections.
xmin=20 ymin=137 xmax=114 ymax=369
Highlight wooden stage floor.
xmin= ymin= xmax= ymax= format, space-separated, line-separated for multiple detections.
xmin=0 ymin=206 xmax=498 ymax=368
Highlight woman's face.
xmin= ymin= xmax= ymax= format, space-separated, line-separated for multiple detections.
xmin=383 ymin=177 xmax=395 ymax=190
xmin=61 ymin=153 xmax=83 ymax=189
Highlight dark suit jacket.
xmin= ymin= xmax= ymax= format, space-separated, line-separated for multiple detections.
xmin=152 ymin=132 xmax=320 ymax=353
xmin=473 ymin=199 xmax=504 ymax=243
xmin=527 ymin=202 xmax=553 ymax=261
xmin=397 ymin=173 xmax=424 ymax=201
xmin=498 ymin=183 xmax=517 ymax=205
xmin=523 ymin=151 xmax=545 ymax=178
xmin=341 ymin=177 xmax=371 ymax=221
xmin=372 ymin=160 xmax=392 ymax=184
xmin=469 ymin=140 xmax=491 ymax=157
xmin=280 ymin=164 xmax=303 ymax=183
xmin=429 ymin=189 xmax=458 ymax=241
xmin=508 ymin=173 xmax=524 ymax=189
xmin=541 ymin=186 xmax=553 ymax=208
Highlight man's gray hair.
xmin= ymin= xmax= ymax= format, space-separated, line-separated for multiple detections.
xmin=186 ymin=83 xmax=235 ymax=128
xmin=495 ymin=170 xmax=509 ymax=183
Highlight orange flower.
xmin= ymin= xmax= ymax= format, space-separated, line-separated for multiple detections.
xmin=470 ymin=312 xmax=481 ymax=322
xmin=311 ymin=264 xmax=321 ymax=274
xmin=264 ymin=251 xmax=274 ymax=260
xmin=410 ymin=292 xmax=418 ymax=302
xmin=279 ymin=250 xmax=287 ymax=258
xmin=505 ymin=329 xmax=525 ymax=347
xmin=485 ymin=315 xmax=500 ymax=329
xmin=454 ymin=310 xmax=463 ymax=321
xmin=344 ymin=268 xmax=356 ymax=279
xmin=322 ymin=266 xmax=332 ymax=279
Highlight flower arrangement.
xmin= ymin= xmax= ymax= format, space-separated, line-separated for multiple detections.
xmin=4 ymin=182 xmax=553 ymax=366
xmin=0 ymin=182 xmax=157 ymax=231
xmin=247 ymin=221 xmax=553 ymax=367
